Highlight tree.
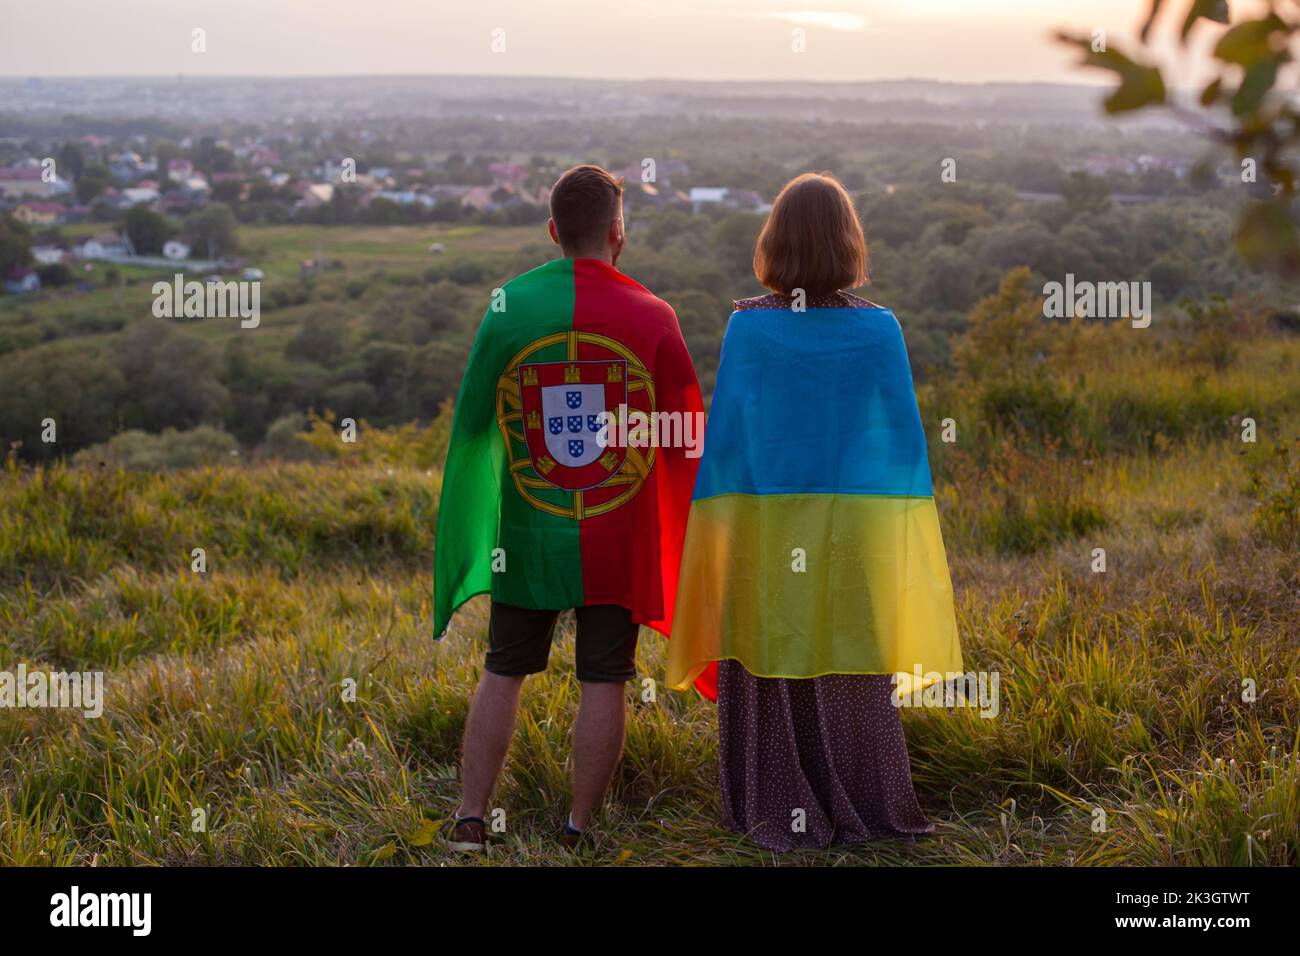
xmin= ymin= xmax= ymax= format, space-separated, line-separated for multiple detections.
xmin=0 ymin=346 xmax=127 ymax=460
xmin=76 ymin=164 xmax=112 ymax=204
xmin=122 ymin=205 xmax=174 ymax=255
xmin=285 ymin=308 xmax=350 ymax=366
xmin=972 ymin=220 xmax=1068 ymax=280
xmin=921 ymin=246 xmax=978 ymax=312
xmin=194 ymin=137 xmax=235 ymax=174
xmin=1059 ymin=1 xmax=1300 ymax=273
xmin=448 ymin=259 xmax=485 ymax=285
xmin=358 ymin=342 xmax=411 ymax=415
xmin=712 ymin=213 xmax=764 ymax=277
xmin=210 ymin=178 xmax=242 ymax=204
xmin=1059 ymin=171 xmax=1112 ymax=215
xmin=953 ymin=267 xmax=1053 ymax=382
xmin=918 ymin=201 xmax=994 ymax=247
xmin=661 ymin=287 xmax=728 ymax=372
xmin=184 ymin=202 xmax=239 ymax=258
xmin=430 ymin=198 xmax=464 ymax=223
xmin=36 ymin=262 xmax=73 ymax=288
xmin=153 ymin=139 xmax=180 ymax=179
xmin=57 ymin=141 xmax=85 ymax=181
xmin=860 ymin=188 xmax=931 ymax=249
xmin=115 ymin=319 xmax=229 ymax=432
xmin=0 ymin=214 xmax=32 ymax=273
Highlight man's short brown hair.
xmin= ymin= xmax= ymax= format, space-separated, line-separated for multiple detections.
xmin=549 ymin=164 xmax=624 ymax=253
xmin=753 ymin=172 xmax=868 ymax=297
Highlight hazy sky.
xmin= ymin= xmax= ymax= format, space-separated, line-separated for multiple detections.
xmin=0 ymin=0 xmax=1254 ymax=84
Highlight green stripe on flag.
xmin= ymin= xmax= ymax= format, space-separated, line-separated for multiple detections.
xmin=433 ymin=258 xmax=583 ymax=636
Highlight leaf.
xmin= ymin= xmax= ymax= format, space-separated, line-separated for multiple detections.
xmin=1232 ymin=61 xmax=1278 ymax=116
xmin=1069 ymin=39 xmax=1142 ymax=74
xmin=1141 ymin=0 xmax=1165 ymax=43
xmin=1055 ymin=34 xmax=1167 ymax=114
xmin=1236 ymin=199 xmax=1300 ymax=274
xmin=1263 ymin=158 xmax=1297 ymax=194
xmin=1214 ymin=16 xmax=1287 ymax=67
xmin=1200 ymin=77 xmax=1223 ymax=106
xmin=1182 ymin=0 xmax=1230 ymax=41
xmin=409 ymin=819 xmax=438 ymax=847
xmin=367 ymin=841 xmax=398 ymax=864
xmin=1105 ymin=65 xmax=1167 ymax=113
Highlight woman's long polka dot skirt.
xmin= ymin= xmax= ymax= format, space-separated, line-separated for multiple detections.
xmin=717 ymin=660 xmax=935 ymax=851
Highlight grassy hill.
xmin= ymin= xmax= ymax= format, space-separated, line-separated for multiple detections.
xmin=1 ymin=327 xmax=1297 ymax=865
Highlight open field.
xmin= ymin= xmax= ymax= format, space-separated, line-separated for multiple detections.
xmin=0 ymin=222 xmax=536 ymax=356
xmin=1 ymin=334 xmax=1296 ymax=865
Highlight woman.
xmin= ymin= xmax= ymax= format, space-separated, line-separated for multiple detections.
xmin=668 ymin=172 xmax=963 ymax=851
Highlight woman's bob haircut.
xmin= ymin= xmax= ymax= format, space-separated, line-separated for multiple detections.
xmin=753 ymin=172 xmax=868 ymax=298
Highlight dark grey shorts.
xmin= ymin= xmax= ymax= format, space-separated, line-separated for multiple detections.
xmin=485 ymin=602 xmax=640 ymax=683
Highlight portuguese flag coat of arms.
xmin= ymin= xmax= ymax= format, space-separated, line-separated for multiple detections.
xmin=434 ymin=257 xmax=704 ymax=657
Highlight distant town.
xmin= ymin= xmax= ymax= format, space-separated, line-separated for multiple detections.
xmin=0 ymin=134 xmax=1245 ymax=297
xmin=0 ymin=75 xmax=1262 ymax=297
xmin=0 ymin=137 xmax=778 ymax=294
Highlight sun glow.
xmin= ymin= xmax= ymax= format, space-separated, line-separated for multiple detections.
xmin=761 ymin=11 xmax=870 ymax=32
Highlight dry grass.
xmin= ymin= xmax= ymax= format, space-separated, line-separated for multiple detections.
xmin=1 ymin=336 xmax=1297 ymax=866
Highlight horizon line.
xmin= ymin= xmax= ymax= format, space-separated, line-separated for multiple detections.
xmin=0 ymin=72 xmax=1110 ymax=89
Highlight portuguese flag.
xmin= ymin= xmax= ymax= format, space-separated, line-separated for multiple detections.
xmin=433 ymin=257 xmax=704 ymax=665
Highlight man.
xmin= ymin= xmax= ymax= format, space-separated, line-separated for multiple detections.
xmin=433 ymin=165 xmax=703 ymax=852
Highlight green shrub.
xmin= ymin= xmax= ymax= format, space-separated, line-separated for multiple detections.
xmin=979 ymin=378 xmax=1076 ymax=439
xmin=72 ymin=426 xmax=238 ymax=471
xmin=260 ymin=413 xmax=330 ymax=463
xmin=1246 ymin=440 xmax=1300 ymax=548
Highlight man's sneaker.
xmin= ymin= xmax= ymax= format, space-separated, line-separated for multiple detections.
xmin=444 ymin=816 xmax=487 ymax=852
xmin=559 ymin=820 xmax=586 ymax=851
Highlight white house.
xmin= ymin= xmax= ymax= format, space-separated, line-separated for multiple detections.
xmin=121 ymin=186 xmax=160 ymax=206
xmin=3 ymin=267 xmax=41 ymax=294
xmin=163 ymin=240 xmax=191 ymax=261
xmin=376 ymin=189 xmax=433 ymax=207
xmin=0 ymin=165 xmax=58 ymax=199
xmin=689 ymin=187 xmax=728 ymax=212
xmin=296 ymin=183 xmax=335 ymax=210
xmin=31 ymin=245 xmax=66 ymax=265
xmin=79 ymin=233 xmax=129 ymax=260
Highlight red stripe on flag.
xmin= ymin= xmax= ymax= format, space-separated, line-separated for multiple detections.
xmin=570 ymin=259 xmax=703 ymax=659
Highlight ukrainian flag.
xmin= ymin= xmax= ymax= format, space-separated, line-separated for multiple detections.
xmin=667 ymin=305 xmax=962 ymax=699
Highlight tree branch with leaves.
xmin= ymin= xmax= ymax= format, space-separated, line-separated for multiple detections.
xmin=1059 ymin=0 xmax=1300 ymax=274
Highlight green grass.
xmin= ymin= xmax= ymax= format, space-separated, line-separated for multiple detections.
xmin=0 ymin=222 xmax=537 ymax=359
xmin=1 ymin=277 xmax=1297 ymax=865
xmin=1 ymin=418 xmax=1296 ymax=865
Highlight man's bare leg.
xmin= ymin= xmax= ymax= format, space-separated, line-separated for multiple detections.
xmin=569 ymin=680 xmax=627 ymax=830
xmin=456 ymin=671 xmax=526 ymax=819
